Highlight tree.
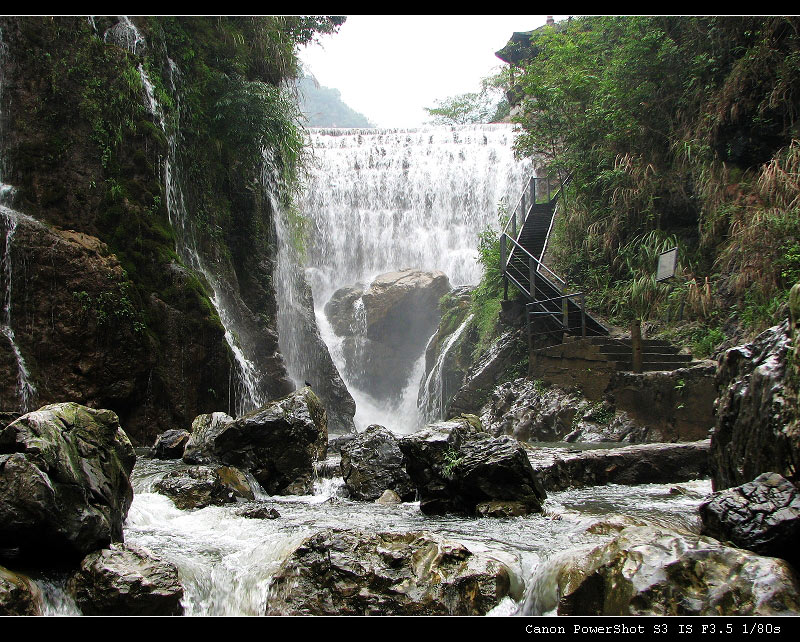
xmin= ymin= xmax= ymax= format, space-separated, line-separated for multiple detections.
xmin=424 ymin=69 xmax=511 ymax=125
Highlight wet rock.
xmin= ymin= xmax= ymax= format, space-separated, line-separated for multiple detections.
xmin=279 ymin=274 xmax=356 ymax=434
xmin=699 ymin=472 xmax=800 ymax=567
xmin=0 ymin=565 xmax=42 ymax=615
xmin=182 ymin=412 xmax=235 ymax=464
xmin=606 ymin=363 xmax=717 ymax=442
xmin=182 ymin=387 xmax=327 ymax=495
xmin=417 ymin=287 xmax=475 ymax=420
xmin=326 ymin=269 xmax=451 ymax=402
xmin=236 ymin=504 xmax=281 ymax=519
xmin=0 ymin=403 xmax=135 ymax=565
xmin=324 ymin=285 xmax=366 ymax=336
xmin=475 ymin=501 xmax=531 ymax=518
xmin=448 ymin=328 xmax=530 ymax=416
xmin=340 ymin=424 xmax=415 ymax=501
xmin=711 ymin=320 xmax=800 ymax=489
xmin=375 ymin=489 xmax=403 ymax=505
xmin=529 ymin=440 xmax=711 ymax=492
xmin=153 ymin=464 xmax=254 ymax=510
xmin=0 ymin=212 xmax=235 ymax=448
xmin=479 ymin=378 xmax=644 ymax=443
xmin=361 ymin=269 xmax=451 ymax=347
xmin=152 ymin=429 xmax=191 ymax=459
xmin=398 ymin=417 xmax=546 ymax=515
xmin=522 ymin=524 xmax=800 ymax=616
xmin=69 ymin=543 xmax=183 ymax=616
xmin=266 ymin=529 xmax=512 ymax=616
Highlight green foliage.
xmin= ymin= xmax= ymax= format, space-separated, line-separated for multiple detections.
xmin=690 ymin=327 xmax=726 ymax=358
xmin=72 ymin=282 xmax=146 ymax=337
xmin=468 ymin=206 xmax=516 ymax=359
xmin=425 ymin=68 xmax=512 ymax=125
xmin=441 ymin=448 xmax=463 ymax=479
xmin=510 ymin=16 xmax=800 ymax=341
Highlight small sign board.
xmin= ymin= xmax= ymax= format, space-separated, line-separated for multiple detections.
xmin=656 ymin=247 xmax=678 ymax=282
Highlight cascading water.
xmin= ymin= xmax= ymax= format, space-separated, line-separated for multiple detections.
xmin=0 ymin=208 xmax=37 ymax=412
xmin=300 ymin=125 xmax=531 ymax=431
xmin=418 ymin=313 xmax=474 ymax=422
xmin=134 ymin=37 xmax=267 ymax=416
xmin=0 ymin=27 xmax=36 ymax=412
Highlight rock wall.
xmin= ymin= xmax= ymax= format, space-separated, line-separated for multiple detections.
xmin=711 ymin=319 xmax=800 ymax=490
xmin=0 ymin=17 xmax=350 ymax=444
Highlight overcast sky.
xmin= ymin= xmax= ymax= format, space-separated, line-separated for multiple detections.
xmin=298 ymin=15 xmax=568 ymax=128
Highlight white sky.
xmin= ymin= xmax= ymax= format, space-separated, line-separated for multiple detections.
xmin=298 ymin=15 xmax=568 ymax=128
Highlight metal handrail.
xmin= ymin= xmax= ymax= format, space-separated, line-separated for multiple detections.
xmin=501 ymin=233 xmax=567 ymax=292
xmin=500 ymin=174 xmax=571 ymax=242
xmin=526 ymin=291 xmax=587 ymax=344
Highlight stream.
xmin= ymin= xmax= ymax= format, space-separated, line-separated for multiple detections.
xmin=35 ymin=450 xmax=711 ymax=616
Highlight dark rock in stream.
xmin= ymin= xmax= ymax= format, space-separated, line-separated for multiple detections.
xmin=699 ymin=472 xmax=800 ymax=567
xmin=523 ymin=523 xmax=800 ymax=616
xmin=182 ymin=387 xmax=327 ymax=495
xmin=398 ymin=416 xmax=547 ymax=515
xmin=266 ymin=529 xmax=513 ymax=615
xmin=528 ymin=440 xmax=711 ymax=492
xmin=0 ymin=403 xmax=136 ymax=565
xmin=153 ymin=464 xmax=254 ymax=510
xmin=152 ymin=429 xmax=191 ymax=459
xmin=340 ymin=424 xmax=415 ymax=501
xmin=69 ymin=543 xmax=184 ymax=616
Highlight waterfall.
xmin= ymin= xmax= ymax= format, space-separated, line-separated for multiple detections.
xmin=103 ymin=16 xmax=146 ymax=56
xmin=302 ymin=125 xmax=530 ymax=303
xmin=135 ymin=44 xmax=268 ymax=416
xmin=0 ymin=27 xmax=36 ymax=412
xmin=300 ymin=124 xmax=530 ymax=430
xmin=0 ymin=208 xmax=37 ymax=412
xmin=418 ymin=313 xmax=474 ymax=422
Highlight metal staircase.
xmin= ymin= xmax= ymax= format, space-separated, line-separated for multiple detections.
xmin=500 ymin=175 xmax=609 ymax=341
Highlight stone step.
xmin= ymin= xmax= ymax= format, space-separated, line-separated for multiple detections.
xmin=597 ymin=345 xmax=685 ymax=356
xmin=610 ymin=360 xmax=694 ymax=371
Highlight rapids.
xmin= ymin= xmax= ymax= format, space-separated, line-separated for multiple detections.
xmin=34 ymin=454 xmax=712 ymax=616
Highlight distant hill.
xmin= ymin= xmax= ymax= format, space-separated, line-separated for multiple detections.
xmin=297 ymin=74 xmax=374 ymax=128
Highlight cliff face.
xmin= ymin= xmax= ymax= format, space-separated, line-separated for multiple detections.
xmin=0 ymin=17 xmax=352 ymax=444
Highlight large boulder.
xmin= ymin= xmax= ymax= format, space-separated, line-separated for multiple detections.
xmin=711 ymin=320 xmax=800 ymax=490
xmin=0 ymin=403 xmax=135 ymax=565
xmin=68 ymin=543 xmax=183 ymax=616
xmin=448 ymin=328 xmax=529 ymax=417
xmin=340 ymin=424 xmax=415 ymax=501
xmin=182 ymin=387 xmax=327 ymax=495
xmin=266 ymin=529 xmax=513 ymax=616
xmin=699 ymin=472 xmax=800 ymax=568
xmin=325 ymin=269 xmax=451 ymax=401
xmin=0 ymin=565 xmax=42 ymax=616
xmin=529 ymin=440 xmax=711 ymax=492
xmin=521 ymin=523 xmax=800 ymax=616
xmin=398 ymin=416 xmax=546 ymax=515
xmin=153 ymin=464 xmax=254 ymax=510
xmin=152 ymin=429 xmax=191 ymax=459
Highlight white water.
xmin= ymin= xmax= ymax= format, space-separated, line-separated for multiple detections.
xmin=419 ymin=313 xmax=474 ymax=423
xmin=301 ymin=125 xmax=531 ymax=431
xmin=34 ymin=456 xmax=712 ymax=616
xmin=1 ymin=207 xmax=37 ymax=412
